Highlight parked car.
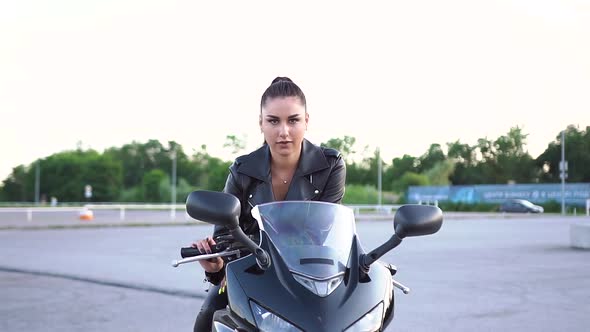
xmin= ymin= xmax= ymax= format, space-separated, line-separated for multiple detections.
xmin=499 ymin=199 xmax=544 ymax=213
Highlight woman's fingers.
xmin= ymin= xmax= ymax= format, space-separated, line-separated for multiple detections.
xmin=191 ymin=237 xmax=216 ymax=254
xmin=188 ymin=237 xmax=226 ymax=272
xmin=201 ymin=238 xmax=212 ymax=254
xmin=191 ymin=240 xmax=206 ymax=254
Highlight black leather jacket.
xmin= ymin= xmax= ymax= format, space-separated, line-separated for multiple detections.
xmin=206 ymin=139 xmax=346 ymax=284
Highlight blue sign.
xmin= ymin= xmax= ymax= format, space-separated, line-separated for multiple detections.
xmin=408 ymin=183 xmax=590 ymax=206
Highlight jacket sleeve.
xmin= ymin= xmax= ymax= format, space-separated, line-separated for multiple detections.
xmin=318 ymin=156 xmax=346 ymax=204
xmin=205 ymin=163 xmax=242 ymax=285
xmin=222 ymin=162 xmax=242 ymax=197
xmin=211 ymin=162 xmax=241 ymax=238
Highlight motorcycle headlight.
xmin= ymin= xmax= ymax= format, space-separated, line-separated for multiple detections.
xmin=292 ymin=273 xmax=344 ymax=297
xmin=250 ymin=301 xmax=302 ymax=332
xmin=344 ymin=302 xmax=384 ymax=332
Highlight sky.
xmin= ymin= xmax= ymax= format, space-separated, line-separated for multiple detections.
xmin=1 ymin=0 xmax=589 ymax=181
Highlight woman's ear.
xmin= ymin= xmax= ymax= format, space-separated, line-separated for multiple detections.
xmin=259 ymin=114 xmax=263 ymax=133
xmin=305 ymin=112 xmax=309 ymax=130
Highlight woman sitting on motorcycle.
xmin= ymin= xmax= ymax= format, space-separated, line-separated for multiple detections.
xmin=191 ymin=76 xmax=346 ymax=332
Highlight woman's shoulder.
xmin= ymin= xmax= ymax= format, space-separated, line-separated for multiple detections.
xmin=232 ymin=144 xmax=266 ymax=166
xmin=307 ymin=140 xmax=344 ymax=172
xmin=310 ymin=141 xmax=342 ymax=166
xmin=228 ymin=145 xmax=269 ymax=181
xmin=320 ymin=146 xmax=341 ymax=159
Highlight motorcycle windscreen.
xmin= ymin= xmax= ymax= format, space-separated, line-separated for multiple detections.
xmin=252 ymin=201 xmax=355 ymax=280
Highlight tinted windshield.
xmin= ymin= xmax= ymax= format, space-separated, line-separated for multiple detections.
xmin=252 ymin=201 xmax=355 ymax=280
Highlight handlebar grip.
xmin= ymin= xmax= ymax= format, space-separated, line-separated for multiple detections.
xmin=180 ymin=242 xmax=230 ymax=258
xmin=180 ymin=247 xmax=203 ymax=258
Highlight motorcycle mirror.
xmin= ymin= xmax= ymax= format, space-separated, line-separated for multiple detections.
xmin=393 ymin=204 xmax=443 ymax=239
xmin=186 ymin=190 xmax=271 ymax=270
xmin=361 ymin=204 xmax=443 ymax=271
xmin=186 ymin=190 xmax=241 ymax=229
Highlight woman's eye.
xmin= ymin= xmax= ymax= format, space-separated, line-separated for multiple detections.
xmin=268 ymin=119 xmax=279 ymax=125
xmin=289 ymin=118 xmax=299 ymax=124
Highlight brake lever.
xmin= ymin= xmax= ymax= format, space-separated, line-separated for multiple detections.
xmin=172 ymin=249 xmax=242 ymax=268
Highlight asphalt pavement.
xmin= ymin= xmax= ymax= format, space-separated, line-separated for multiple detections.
xmin=0 ymin=270 xmax=198 ymax=332
xmin=1 ymin=213 xmax=589 ymax=331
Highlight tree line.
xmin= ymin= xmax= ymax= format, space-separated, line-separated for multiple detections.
xmin=1 ymin=125 xmax=588 ymax=203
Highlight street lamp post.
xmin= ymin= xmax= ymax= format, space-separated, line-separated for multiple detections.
xmin=377 ymin=147 xmax=382 ymax=206
xmin=171 ymin=149 xmax=177 ymax=221
xmin=560 ymin=130 xmax=567 ymax=216
xmin=34 ymin=160 xmax=40 ymax=205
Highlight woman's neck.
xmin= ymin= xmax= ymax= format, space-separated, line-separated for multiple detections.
xmin=271 ymin=148 xmax=301 ymax=171
xmin=271 ymin=153 xmax=299 ymax=170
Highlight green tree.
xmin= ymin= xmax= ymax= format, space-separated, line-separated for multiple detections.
xmin=447 ymin=128 xmax=536 ymax=185
xmin=36 ymin=150 xmax=122 ymax=202
xmin=493 ymin=127 xmax=535 ymax=183
xmin=141 ymin=169 xmax=168 ymax=202
xmin=342 ymin=184 xmax=379 ymax=204
xmin=223 ymin=135 xmax=247 ymax=155
xmin=321 ymin=136 xmax=357 ymax=162
xmin=392 ymin=172 xmax=429 ymax=193
xmin=536 ymin=125 xmax=590 ymax=183
xmin=344 ymin=147 xmax=384 ymax=188
xmin=187 ymin=145 xmax=232 ymax=191
xmin=322 ymin=136 xmax=377 ymax=187
xmin=418 ymin=143 xmax=446 ymax=173
xmin=104 ymin=140 xmax=168 ymax=188
xmin=0 ymin=165 xmax=30 ymax=201
xmin=447 ymin=140 xmax=474 ymax=165
xmin=424 ymin=160 xmax=455 ymax=185
xmin=385 ymin=154 xmax=419 ymax=188
xmin=345 ymin=162 xmax=368 ymax=186
xmin=447 ymin=140 xmax=477 ymax=185
xmin=6 ymin=126 xmax=586 ymax=203
xmin=153 ymin=175 xmax=193 ymax=203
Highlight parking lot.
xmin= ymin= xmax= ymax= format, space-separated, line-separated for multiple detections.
xmin=1 ymin=212 xmax=589 ymax=331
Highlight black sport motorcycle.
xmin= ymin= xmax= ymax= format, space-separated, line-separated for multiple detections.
xmin=173 ymin=190 xmax=443 ymax=332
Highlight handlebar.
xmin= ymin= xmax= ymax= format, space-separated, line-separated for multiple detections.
xmin=172 ymin=250 xmax=242 ymax=267
xmin=172 ymin=234 xmax=258 ymax=268
xmin=180 ymin=242 xmax=229 ymax=258
xmin=180 ymin=247 xmax=205 ymax=258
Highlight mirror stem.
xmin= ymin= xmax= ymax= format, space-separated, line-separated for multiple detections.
xmin=229 ymin=223 xmax=271 ymax=270
xmin=361 ymin=233 xmax=403 ymax=272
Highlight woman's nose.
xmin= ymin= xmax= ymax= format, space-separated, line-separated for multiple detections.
xmin=278 ymin=123 xmax=289 ymax=137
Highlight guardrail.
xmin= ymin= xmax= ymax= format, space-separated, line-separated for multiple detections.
xmin=86 ymin=204 xmax=187 ymax=221
xmin=346 ymin=204 xmax=401 ymax=216
xmin=0 ymin=203 xmax=404 ymax=221
xmin=3 ymin=200 xmax=587 ymax=221
xmin=0 ymin=207 xmax=90 ymax=222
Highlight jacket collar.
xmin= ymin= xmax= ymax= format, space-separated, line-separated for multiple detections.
xmin=236 ymin=138 xmax=330 ymax=182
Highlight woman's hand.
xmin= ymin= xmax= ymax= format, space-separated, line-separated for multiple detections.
xmin=191 ymin=236 xmax=224 ymax=273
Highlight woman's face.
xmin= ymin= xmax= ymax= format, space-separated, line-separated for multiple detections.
xmin=260 ymin=96 xmax=308 ymax=158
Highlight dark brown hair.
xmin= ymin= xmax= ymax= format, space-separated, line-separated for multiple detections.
xmin=260 ymin=77 xmax=307 ymax=113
